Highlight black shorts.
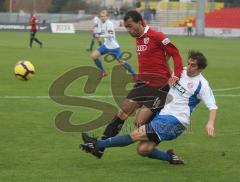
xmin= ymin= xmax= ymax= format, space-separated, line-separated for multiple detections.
xmin=30 ymin=29 xmax=37 ymax=37
xmin=145 ymin=123 xmax=160 ymax=144
xmin=126 ymin=82 xmax=169 ymax=113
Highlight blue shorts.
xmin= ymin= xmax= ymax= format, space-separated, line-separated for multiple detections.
xmin=147 ymin=114 xmax=185 ymax=142
xmin=97 ymin=45 xmax=122 ymax=60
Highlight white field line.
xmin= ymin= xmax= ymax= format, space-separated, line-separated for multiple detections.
xmin=0 ymin=85 xmax=240 ymax=99
xmin=0 ymin=94 xmax=240 ymax=99
xmin=0 ymin=95 xmax=119 ymax=99
xmin=213 ymin=86 xmax=240 ymax=92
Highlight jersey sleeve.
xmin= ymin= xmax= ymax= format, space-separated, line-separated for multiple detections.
xmin=155 ymin=32 xmax=183 ymax=78
xmin=199 ymin=82 xmax=218 ymax=110
xmin=93 ymin=17 xmax=98 ymax=25
xmin=29 ymin=17 xmax=34 ymax=25
xmin=96 ymin=22 xmax=102 ymax=34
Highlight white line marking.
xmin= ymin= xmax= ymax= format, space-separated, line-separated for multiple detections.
xmin=0 ymin=94 xmax=240 ymax=99
xmin=0 ymin=86 xmax=239 ymax=99
xmin=215 ymin=94 xmax=240 ymax=97
xmin=0 ymin=95 xmax=120 ymax=99
xmin=213 ymin=86 xmax=240 ymax=92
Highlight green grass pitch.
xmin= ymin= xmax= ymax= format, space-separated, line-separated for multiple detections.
xmin=0 ymin=31 xmax=240 ymax=181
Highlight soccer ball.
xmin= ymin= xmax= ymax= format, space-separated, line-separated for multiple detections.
xmin=14 ymin=60 xmax=35 ymax=81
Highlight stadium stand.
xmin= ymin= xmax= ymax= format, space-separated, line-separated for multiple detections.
xmin=205 ymin=8 xmax=240 ymax=28
xmin=179 ymin=8 xmax=240 ymax=28
xmin=143 ymin=2 xmax=224 ymax=28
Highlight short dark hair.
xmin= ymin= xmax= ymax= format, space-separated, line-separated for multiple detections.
xmin=123 ymin=10 xmax=142 ymax=23
xmin=188 ymin=50 xmax=208 ymax=70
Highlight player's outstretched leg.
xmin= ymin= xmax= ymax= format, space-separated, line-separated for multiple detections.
xmin=91 ymin=50 xmax=107 ymax=80
xmin=92 ymin=58 xmax=107 ymax=80
xmin=166 ymin=149 xmax=185 ymax=165
xmin=122 ymin=62 xmax=136 ymax=79
xmin=117 ymin=59 xmax=136 ymax=79
xmin=33 ymin=38 xmax=42 ymax=48
xmin=80 ymin=125 xmax=147 ymax=158
xmin=80 ymin=115 xmax=125 ymax=158
xmin=80 ymin=132 xmax=133 ymax=158
xmin=80 ymin=132 xmax=104 ymax=159
xmin=145 ymin=147 xmax=184 ymax=165
xmin=29 ymin=38 xmax=33 ymax=48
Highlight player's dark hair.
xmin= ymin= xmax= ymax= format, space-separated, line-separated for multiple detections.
xmin=124 ymin=10 xmax=142 ymax=23
xmin=188 ymin=50 xmax=208 ymax=70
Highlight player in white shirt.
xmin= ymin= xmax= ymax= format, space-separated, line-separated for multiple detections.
xmin=81 ymin=51 xmax=218 ymax=165
xmin=90 ymin=10 xmax=136 ymax=80
xmin=86 ymin=13 xmax=102 ymax=52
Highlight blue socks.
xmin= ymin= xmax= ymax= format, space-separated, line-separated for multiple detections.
xmin=123 ymin=62 xmax=136 ymax=77
xmin=148 ymin=148 xmax=171 ymax=161
xmin=96 ymin=134 xmax=133 ymax=149
xmin=95 ymin=134 xmax=170 ymax=162
xmin=94 ymin=58 xmax=135 ymax=78
xmin=94 ymin=58 xmax=105 ymax=72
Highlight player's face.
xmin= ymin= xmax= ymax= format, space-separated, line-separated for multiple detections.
xmin=124 ymin=18 xmax=143 ymax=37
xmin=187 ymin=59 xmax=202 ymax=77
xmin=100 ymin=13 xmax=108 ymax=23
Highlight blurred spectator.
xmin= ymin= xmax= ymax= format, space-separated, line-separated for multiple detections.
xmin=152 ymin=8 xmax=156 ymax=20
xmin=120 ymin=7 xmax=124 ymax=19
xmin=143 ymin=8 xmax=152 ymax=24
xmin=135 ymin=0 xmax=141 ymax=8
xmin=114 ymin=8 xmax=119 ymax=19
xmin=108 ymin=6 xmax=114 ymax=18
xmin=187 ymin=20 xmax=193 ymax=36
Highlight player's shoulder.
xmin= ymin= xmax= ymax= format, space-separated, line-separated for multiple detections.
xmin=199 ymin=73 xmax=208 ymax=83
xmin=106 ymin=19 xmax=113 ymax=25
xmin=149 ymin=29 xmax=167 ymax=38
xmin=197 ymin=73 xmax=210 ymax=91
xmin=148 ymin=28 xmax=169 ymax=44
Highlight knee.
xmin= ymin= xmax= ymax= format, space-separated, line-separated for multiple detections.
xmin=137 ymin=143 xmax=152 ymax=157
xmin=117 ymin=110 xmax=129 ymax=120
xmin=91 ymin=54 xmax=97 ymax=60
xmin=118 ymin=60 xmax=125 ymax=65
xmin=134 ymin=116 xmax=148 ymax=127
xmin=134 ymin=119 xmax=144 ymax=127
xmin=130 ymin=127 xmax=146 ymax=141
xmin=91 ymin=51 xmax=99 ymax=60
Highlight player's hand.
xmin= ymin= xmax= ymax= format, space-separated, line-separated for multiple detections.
xmin=205 ymin=122 xmax=215 ymax=137
xmin=168 ymin=76 xmax=179 ymax=86
xmin=95 ymin=34 xmax=100 ymax=38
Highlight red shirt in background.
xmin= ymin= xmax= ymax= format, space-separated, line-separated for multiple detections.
xmin=29 ymin=16 xmax=38 ymax=30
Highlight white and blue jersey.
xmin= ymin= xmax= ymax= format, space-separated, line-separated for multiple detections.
xmin=93 ymin=19 xmax=135 ymax=77
xmin=160 ymin=68 xmax=218 ymax=126
xmin=92 ymin=16 xmax=100 ymax=36
xmin=98 ymin=19 xmax=120 ymax=49
xmin=150 ymin=68 xmax=217 ymax=141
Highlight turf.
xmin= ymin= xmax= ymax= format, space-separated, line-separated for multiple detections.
xmin=0 ymin=31 xmax=240 ymax=182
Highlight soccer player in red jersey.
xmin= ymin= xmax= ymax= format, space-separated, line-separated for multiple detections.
xmin=29 ymin=14 xmax=42 ymax=48
xmin=80 ymin=10 xmax=183 ymax=158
